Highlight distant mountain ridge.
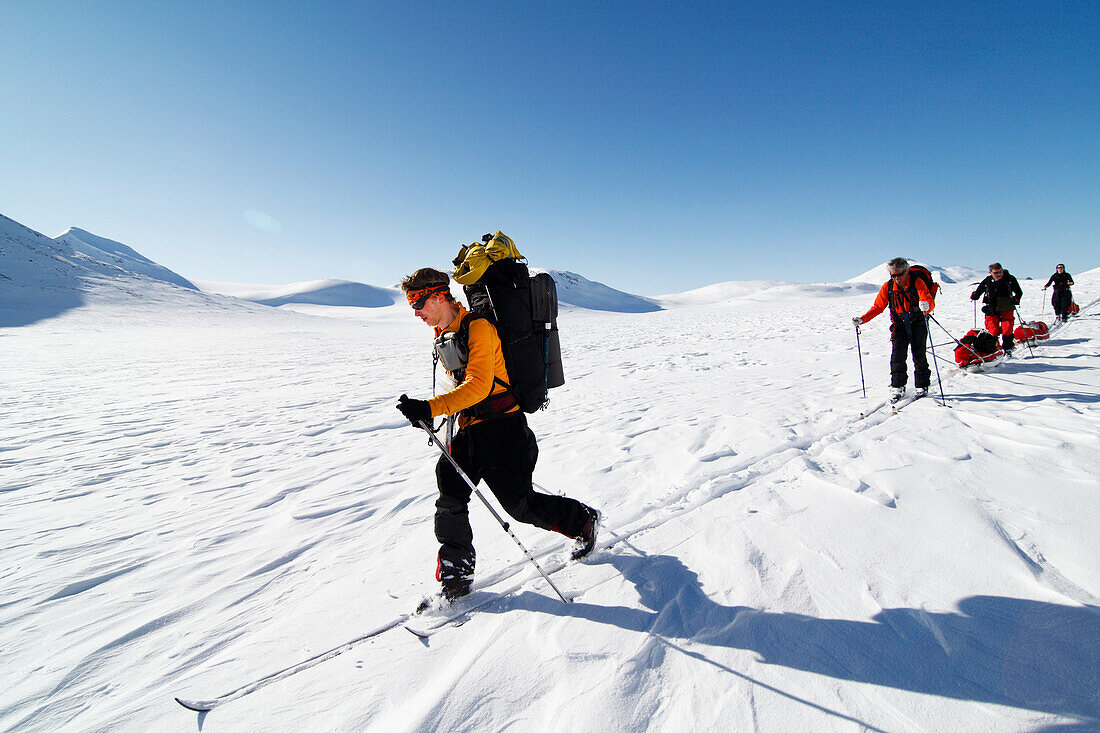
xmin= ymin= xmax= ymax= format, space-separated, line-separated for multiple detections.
xmin=0 ymin=214 xmax=271 ymax=327
xmin=196 ymin=279 xmax=400 ymax=308
xmin=199 ymin=269 xmax=661 ymax=313
xmin=4 ymin=211 xmax=1032 ymax=321
xmin=541 ymin=269 xmax=662 ymax=313
xmin=847 ymin=261 xmax=987 ymax=286
xmin=54 ymin=227 xmax=197 ymax=290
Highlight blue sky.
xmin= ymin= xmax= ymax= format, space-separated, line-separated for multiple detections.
xmin=2 ymin=2 xmax=1096 ymax=295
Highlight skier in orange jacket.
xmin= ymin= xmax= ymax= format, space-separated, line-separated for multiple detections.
xmin=852 ymin=258 xmax=936 ymax=403
xmin=395 ymin=267 xmax=598 ymax=603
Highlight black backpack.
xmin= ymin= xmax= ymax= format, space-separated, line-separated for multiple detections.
xmin=907 ymin=265 xmax=939 ymax=298
xmin=961 ymin=330 xmax=998 ymax=355
xmin=454 ymin=233 xmax=564 ymax=413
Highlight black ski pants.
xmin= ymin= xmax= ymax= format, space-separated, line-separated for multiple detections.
xmin=433 ymin=412 xmax=588 ymax=582
xmin=1052 ymin=289 xmax=1072 ymax=319
xmin=890 ymin=315 xmax=930 ymax=389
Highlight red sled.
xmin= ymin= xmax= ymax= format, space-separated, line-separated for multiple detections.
xmin=1068 ymin=302 xmax=1080 ymax=316
xmin=955 ymin=329 xmax=1003 ymax=368
xmin=1014 ymin=321 xmax=1049 ymax=343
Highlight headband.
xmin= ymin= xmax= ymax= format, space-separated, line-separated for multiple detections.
xmin=406 ymin=284 xmax=448 ymax=308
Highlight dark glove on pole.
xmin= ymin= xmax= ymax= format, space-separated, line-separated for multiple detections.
xmin=397 ymin=394 xmax=432 ymax=426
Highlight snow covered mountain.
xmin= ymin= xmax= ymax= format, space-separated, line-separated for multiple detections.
xmin=657 ymin=278 xmax=882 ymax=308
xmin=0 ymin=213 xmax=87 ymax=325
xmin=197 ymin=278 xmax=401 ymax=308
xmin=4 ymin=212 xmax=661 ymax=321
xmin=542 ymin=269 xmax=662 ymax=312
xmin=847 ymin=260 xmax=987 ymax=286
xmin=198 ymin=270 xmax=659 ymax=314
xmin=54 ymin=227 xmax=197 ymax=290
xmin=0 ymin=213 xmax=269 ymax=327
xmin=3 ymin=212 xmax=1003 ymax=319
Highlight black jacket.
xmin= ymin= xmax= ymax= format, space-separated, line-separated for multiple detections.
xmin=1044 ymin=272 xmax=1074 ymax=291
xmin=971 ymin=270 xmax=1023 ymax=311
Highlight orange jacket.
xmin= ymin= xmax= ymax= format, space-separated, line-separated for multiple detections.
xmin=427 ymin=306 xmax=517 ymax=427
xmin=859 ymin=276 xmax=934 ymax=324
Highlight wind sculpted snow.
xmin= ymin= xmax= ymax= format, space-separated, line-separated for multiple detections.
xmin=1 ymin=256 xmax=1098 ymax=731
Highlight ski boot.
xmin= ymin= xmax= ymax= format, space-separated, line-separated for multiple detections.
xmin=571 ymin=506 xmax=601 ymax=561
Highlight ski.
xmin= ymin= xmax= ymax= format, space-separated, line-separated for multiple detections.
xmin=404 ymin=542 xmax=596 ymax=639
xmin=173 ymin=615 xmax=413 ymax=712
xmin=175 ymin=544 xmax=601 ymax=711
xmin=404 ymin=590 xmax=514 ymax=639
xmin=960 ymin=353 xmax=1008 ymax=374
xmin=859 ymin=398 xmax=891 ymax=420
xmin=890 ymin=392 xmax=927 ymax=414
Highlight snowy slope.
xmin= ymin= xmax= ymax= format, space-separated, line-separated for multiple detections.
xmin=846 ymin=260 xmax=987 ymax=286
xmin=0 ymin=213 xmax=280 ymax=327
xmin=196 ymin=270 xmax=650 ymax=313
xmin=657 ymin=279 xmax=879 ymax=307
xmin=197 ymin=278 xmax=401 ymax=308
xmin=0 ymin=213 xmax=90 ymax=325
xmin=1 ymin=253 xmax=1098 ymax=732
xmin=542 ymin=269 xmax=661 ymax=312
xmin=55 ymin=227 xmax=197 ymax=290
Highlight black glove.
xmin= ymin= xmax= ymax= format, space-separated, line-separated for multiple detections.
xmin=970 ymin=291 xmax=981 ymax=301
xmin=396 ymin=394 xmax=432 ymax=427
xmin=1013 ymin=296 xmax=1021 ymax=306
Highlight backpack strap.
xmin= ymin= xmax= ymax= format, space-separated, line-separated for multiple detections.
xmin=887 ymin=277 xmax=919 ymax=319
xmin=453 ymin=312 xmax=519 ymax=420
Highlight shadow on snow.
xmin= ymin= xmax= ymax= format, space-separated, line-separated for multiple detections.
xmin=951 ymin=391 xmax=1100 ymax=405
xmin=490 ymin=551 xmax=1100 ymax=725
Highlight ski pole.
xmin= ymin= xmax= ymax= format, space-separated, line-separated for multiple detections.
xmin=854 ymin=322 xmax=866 ymax=399
xmin=925 ymin=315 xmax=947 ymax=406
xmin=927 ymin=313 xmax=982 ymax=362
xmin=417 ymin=420 xmax=571 ymax=604
xmin=1014 ymin=306 xmax=1035 ymax=357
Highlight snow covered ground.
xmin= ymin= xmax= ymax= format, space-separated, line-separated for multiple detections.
xmin=2 ymin=217 xmax=1098 ymax=731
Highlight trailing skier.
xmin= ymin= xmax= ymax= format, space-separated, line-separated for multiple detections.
xmin=1043 ymin=264 xmax=1075 ymax=324
xmin=852 ymin=258 xmax=936 ymax=403
xmin=395 ymin=241 xmax=598 ymax=605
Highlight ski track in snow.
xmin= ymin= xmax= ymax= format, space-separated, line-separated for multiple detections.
xmin=1 ymin=269 xmax=1099 ymax=731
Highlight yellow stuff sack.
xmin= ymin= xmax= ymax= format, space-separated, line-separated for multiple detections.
xmin=452 ymin=231 xmax=524 ymax=285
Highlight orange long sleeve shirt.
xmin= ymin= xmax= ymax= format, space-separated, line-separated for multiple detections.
xmin=859 ymin=277 xmax=934 ymax=324
xmin=427 ymin=306 xmax=517 ymax=427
